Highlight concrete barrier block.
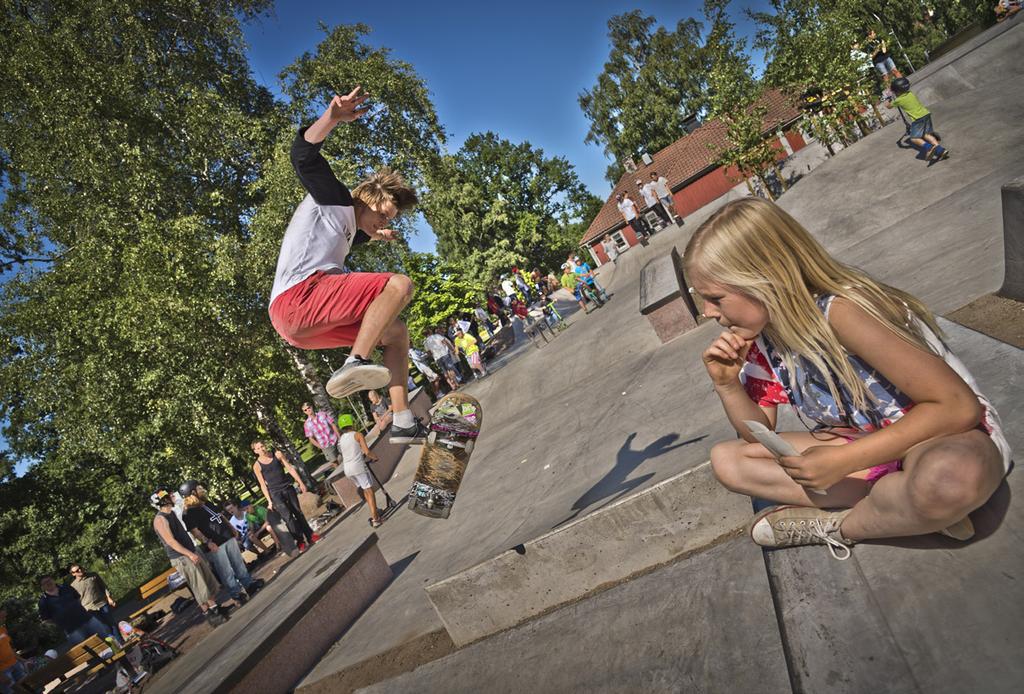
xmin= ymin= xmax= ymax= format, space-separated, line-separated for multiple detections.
xmin=424 ymin=462 xmax=751 ymax=647
xmin=146 ymin=534 xmax=392 ymax=694
xmin=999 ymin=175 xmax=1024 ymax=301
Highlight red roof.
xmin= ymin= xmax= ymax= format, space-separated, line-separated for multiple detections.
xmin=579 ymin=89 xmax=802 ymax=246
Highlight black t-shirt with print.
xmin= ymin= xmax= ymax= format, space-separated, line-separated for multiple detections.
xmin=183 ymin=503 xmax=235 ymax=546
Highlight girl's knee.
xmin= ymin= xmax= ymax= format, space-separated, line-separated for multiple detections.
xmin=710 ymin=440 xmax=746 ymax=491
xmin=907 ymin=444 xmax=997 ymax=518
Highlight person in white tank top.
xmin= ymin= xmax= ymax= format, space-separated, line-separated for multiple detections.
xmin=338 ymin=416 xmax=383 ymax=526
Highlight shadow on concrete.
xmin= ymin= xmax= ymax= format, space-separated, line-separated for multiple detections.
xmin=388 ymin=551 xmax=420 ymax=580
xmin=867 ymin=476 xmax=1012 ymax=550
xmin=553 ymin=433 xmax=707 ymax=528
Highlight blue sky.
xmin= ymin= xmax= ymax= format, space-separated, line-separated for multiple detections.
xmin=242 ymin=0 xmax=770 ymax=253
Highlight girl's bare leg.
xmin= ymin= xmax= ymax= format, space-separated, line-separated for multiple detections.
xmin=711 ymin=429 xmax=1004 ymax=541
xmin=840 ymin=430 xmax=1003 ymax=541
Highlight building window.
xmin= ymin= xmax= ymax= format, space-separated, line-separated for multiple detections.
xmin=612 ymin=231 xmax=629 ymax=251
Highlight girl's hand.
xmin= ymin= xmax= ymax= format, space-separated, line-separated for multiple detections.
xmin=327 ymin=86 xmax=370 ymax=123
xmin=778 ymin=446 xmax=851 ymax=491
xmin=702 ymin=330 xmax=753 ymax=387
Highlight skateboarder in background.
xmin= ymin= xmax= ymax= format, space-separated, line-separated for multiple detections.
xmin=267 ymin=86 xmax=428 ymax=445
xmin=337 ymin=415 xmax=384 ymax=527
xmin=885 ymin=78 xmax=949 ymax=162
xmin=251 ymin=440 xmax=316 ymax=552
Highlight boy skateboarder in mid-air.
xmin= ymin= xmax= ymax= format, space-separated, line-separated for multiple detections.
xmin=268 ymin=86 xmax=428 ymax=444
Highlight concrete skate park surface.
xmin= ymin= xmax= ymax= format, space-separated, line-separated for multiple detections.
xmin=289 ymin=23 xmax=1024 ymax=693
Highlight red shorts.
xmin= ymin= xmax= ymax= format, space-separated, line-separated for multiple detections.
xmin=269 ymin=270 xmax=392 ymax=349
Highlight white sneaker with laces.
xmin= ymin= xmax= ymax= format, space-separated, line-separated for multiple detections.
xmin=749 ymin=505 xmax=854 ymax=560
xmin=326 ymin=357 xmax=391 ymax=398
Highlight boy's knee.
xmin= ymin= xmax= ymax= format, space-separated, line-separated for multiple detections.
xmin=389 ymin=274 xmax=414 ymax=302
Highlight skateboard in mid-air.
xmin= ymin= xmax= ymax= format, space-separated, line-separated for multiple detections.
xmin=408 ymin=393 xmax=482 ymax=519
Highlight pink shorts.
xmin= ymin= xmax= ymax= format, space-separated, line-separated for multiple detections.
xmin=269 ymin=270 xmax=392 ymax=349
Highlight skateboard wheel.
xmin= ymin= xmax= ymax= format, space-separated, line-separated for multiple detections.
xmin=427 ymin=431 xmax=437 ymax=445
xmin=464 ymin=439 xmax=475 ymax=455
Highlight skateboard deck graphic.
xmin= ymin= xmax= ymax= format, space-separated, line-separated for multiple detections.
xmin=408 ymin=392 xmax=482 ymax=519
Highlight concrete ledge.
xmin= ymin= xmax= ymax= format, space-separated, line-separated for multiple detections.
xmin=999 ymin=175 xmax=1024 ymax=301
xmin=638 ymin=247 xmax=699 ymax=343
xmin=147 ymin=534 xmax=392 ymax=694
xmin=424 ymin=462 xmax=751 ymax=647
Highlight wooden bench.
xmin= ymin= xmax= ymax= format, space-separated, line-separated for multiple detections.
xmin=16 ymin=634 xmax=134 ymax=693
xmin=639 ymin=246 xmax=700 ymax=343
xmin=129 ymin=567 xmax=176 ymax=619
xmin=999 ymin=175 xmax=1024 ymax=301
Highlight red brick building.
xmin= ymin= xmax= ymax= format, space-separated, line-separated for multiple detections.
xmin=580 ymin=90 xmax=806 ymax=265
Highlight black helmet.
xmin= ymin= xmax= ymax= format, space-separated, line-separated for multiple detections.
xmin=891 ymin=77 xmax=911 ymax=95
xmin=179 ymin=480 xmax=200 ymax=498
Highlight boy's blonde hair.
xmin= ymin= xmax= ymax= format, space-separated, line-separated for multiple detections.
xmin=352 ymin=168 xmax=417 ymax=214
xmin=683 ymin=197 xmax=942 ymax=411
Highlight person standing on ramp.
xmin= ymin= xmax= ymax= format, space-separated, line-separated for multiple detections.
xmin=268 ymin=86 xmax=428 ymax=444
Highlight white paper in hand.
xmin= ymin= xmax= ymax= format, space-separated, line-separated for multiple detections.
xmin=743 ymin=420 xmax=828 ymax=495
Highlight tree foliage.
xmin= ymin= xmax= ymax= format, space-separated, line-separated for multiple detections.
xmin=422 ymin=133 xmax=600 ymax=287
xmin=703 ymin=0 xmax=785 ymax=198
xmin=0 ymin=0 xmax=314 ymax=599
xmin=579 ymin=11 xmax=708 ymax=184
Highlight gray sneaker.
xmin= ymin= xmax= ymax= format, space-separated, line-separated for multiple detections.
xmin=389 ymin=419 xmax=429 ymax=445
xmin=748 ymin=505 xmax=854 ymax=560
xmin=326 ymin=357 xmax=391 ymax=398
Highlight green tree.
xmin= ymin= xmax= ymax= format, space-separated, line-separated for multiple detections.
xmin=422 ymin=133 xmax=600 ymax=286
xmin=0 ymin=0 xmax=309 ymax=597
xmin=579 ymin=11 xmax=709 ymax=183
xmin=401 ymin=253 xmax=482 ymax=343
xmin=749 ymin=0 xmax=876 ymax=153
xmin=703 ymin=0 xmax=786 ymax=199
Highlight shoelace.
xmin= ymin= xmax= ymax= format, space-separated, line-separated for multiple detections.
xmin=776 ymin=518 xmax=852 ymax=561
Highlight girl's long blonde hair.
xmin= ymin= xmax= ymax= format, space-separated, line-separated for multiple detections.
xmin=683 ymin=197 xmax=942 ymax=411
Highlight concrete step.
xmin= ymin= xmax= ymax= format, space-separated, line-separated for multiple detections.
xmin=146 ymin=534 xmax=392 ymax=694
xmin=360 ymin=536 xmax=790 ymax=694
xmin=424 ymin=461 xmax=748 ymax=647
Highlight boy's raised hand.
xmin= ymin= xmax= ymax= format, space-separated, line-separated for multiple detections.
xmin=702 ymin=329 xmax=753 ymax=387
xmin=370 ymin=228 xmax=399 ymax=242
xmin=327 ymin=86 xmax=370 ymax=123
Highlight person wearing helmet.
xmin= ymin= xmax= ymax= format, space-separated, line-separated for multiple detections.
xmin=885 ymin=78 xmax=949 ymax=161
xmin=337 ymin=415 xmax=384 ymax=527
xmin=151 ymin=490 xmax=227 ymax=627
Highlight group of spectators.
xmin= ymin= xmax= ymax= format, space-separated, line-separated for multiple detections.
xmin=614 ymin=171 xmax=683 ymax=244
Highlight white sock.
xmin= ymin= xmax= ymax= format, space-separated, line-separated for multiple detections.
xmin=344 ymin=355 xmax=361 ymax=366
xmin=393 ymin=409 xmax=414 ymax=429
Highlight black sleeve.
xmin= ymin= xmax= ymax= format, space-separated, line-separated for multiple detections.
xmin=290 ymin=126 xmax=355 ymax=207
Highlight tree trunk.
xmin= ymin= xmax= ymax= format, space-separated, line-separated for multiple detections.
xmin=871 ymin=101 xmax=884 ymax=126
xmin=253 ymin=399 xmax=316 ymax=489
xmin=758 ymin=174 xmax=775 ymax=201
xmin=773 ymin=161 xmax=789 ymax=192
xmin=745 ymin=177 xmax=756 ymax=197
xmin=281 ymin=341 xmax=335 ymax=418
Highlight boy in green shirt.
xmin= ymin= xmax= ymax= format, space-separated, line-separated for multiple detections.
xmin=886 ymin=77 xmax=948 ymax=161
